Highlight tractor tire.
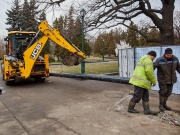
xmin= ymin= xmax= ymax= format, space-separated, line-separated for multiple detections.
xmin=5 ymin=80 xmax=15 ymax=86
xmin=34 ymin=77 xmax=45 ymax=83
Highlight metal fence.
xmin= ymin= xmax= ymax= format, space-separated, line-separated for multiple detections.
xmin=118 ymin=45 xmax=180 ymax=94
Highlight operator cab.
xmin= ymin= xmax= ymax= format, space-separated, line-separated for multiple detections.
xmin=4 ymin=31 xmax=36 ymax=59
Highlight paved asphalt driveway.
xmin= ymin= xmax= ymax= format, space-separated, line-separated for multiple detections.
xmin=0 ymin=75 xmax=180 ymax=135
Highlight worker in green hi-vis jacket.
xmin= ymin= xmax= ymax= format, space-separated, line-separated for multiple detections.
xmin=128 ymin=51 xmax=158 ymax=115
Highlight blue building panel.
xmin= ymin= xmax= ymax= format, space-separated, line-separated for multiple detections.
xmin=118 ymin=45 xmax=180 ymax=94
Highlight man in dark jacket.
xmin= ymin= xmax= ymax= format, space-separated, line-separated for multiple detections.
xmin=154 ymin=48 xmax=180 ymax=111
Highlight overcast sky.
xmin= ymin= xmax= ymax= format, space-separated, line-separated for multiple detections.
xmin=0 ymin=0 xmax=179 ymax=36
xmin=0 ymin=0 xmax=72 ymax=36
xmin=1 ymin=0 xmax=11 ymax=36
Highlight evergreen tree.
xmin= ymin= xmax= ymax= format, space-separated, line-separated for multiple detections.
xmin=113 ymin=27 xmax=122 ymax=44
xmin=6 ymin=0 xmax=39 ymax=32
xmin=94 ymin=36 xmax=103 ymax=55
xmin=138 ymin=27 xmax=148 ymax=46
xmin=72 ymin=17 xmax=92 ymax=56
xmin=138 ymin=36 xmax=147 ymax=46
xmin=53 ymin=17 xmax=64 ymax=61
xmin=38 ymin=11 xmax=51 ymax=57
xmin=71 ymin=17 xmax=82 ymax=50
xmin=51 ymin=6 xmax=92 ymax=58
xmin=63 ymin=15 xmax=68 ymax=38
xmin=67 ymin=5 xmax=75 ymax=40
xmin=19 ymin=0 xmax=30 ymax=31
xmin=147 ymin=28 xmax=160 ymax=46
xmin=126 ymin=22 xmax=139 ymax=47
xmin=74 ymin=18 xmax=81 ymax=37
xmin=5 ymin=0 xmax=22 ymax=31
xmin=106 ymin=30 xmax=116 ymax=56
xmin=27 ymin=0 xmax=39 ymax=31
xmin=120 ymin=30 xmax=127 ymax=43
xmin=84 ymin=40 xmax=92 ymax=56
xmin=93 ymin=33 xmax=106 ymax=55
xmin=58 ymin=16 xmax=65 ymax=34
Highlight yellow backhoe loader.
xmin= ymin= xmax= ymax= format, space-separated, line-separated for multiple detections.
xmin=1 ymin=21 xmax=86 ymax=85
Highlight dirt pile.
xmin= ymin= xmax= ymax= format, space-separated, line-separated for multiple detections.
xmin=149 ymin=110 xmax=180 ymax=126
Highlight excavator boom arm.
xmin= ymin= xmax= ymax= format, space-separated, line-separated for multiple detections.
xmin=21 ymin=21 xmax=86 ymax=78
xmin=38 ymin=21 xmax=86 ymax=59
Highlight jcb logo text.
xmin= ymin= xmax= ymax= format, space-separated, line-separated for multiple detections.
xmin=31 ymin=44 xmax=42 ymax=60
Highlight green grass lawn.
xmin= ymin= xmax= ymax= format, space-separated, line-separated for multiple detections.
xmin=85 ymin=56 xmax=117 ymax=62
xmin=51 ymin=56 xmax=118 ymax=64
xmin=49 ymin=62 xmax=118 ymax=74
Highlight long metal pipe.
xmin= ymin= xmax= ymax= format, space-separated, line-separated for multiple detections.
xmin=50 ymin=73 xmax=130 ymax=84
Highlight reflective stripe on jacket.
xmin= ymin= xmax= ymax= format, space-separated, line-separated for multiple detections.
xmin=153 ymin=55 xmax=180 ymax=84
xmin=129 ymin=55 xmax=156 ymax=90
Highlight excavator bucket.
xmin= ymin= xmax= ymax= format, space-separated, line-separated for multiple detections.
xmin=60 ymin=52 xmax=83 ymax=66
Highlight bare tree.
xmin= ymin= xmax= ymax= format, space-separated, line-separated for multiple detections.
xmin=37 ymin=0 xmax=66 ymax=8
xmin=0 ymin=35 xmax=5 ymax=59
xmin=8 ymin=0 xmax=178 ymax=45
xmin=84 ymin=0 xmax=178 ymax=45
xmin=174 ymin=10 xmax=180 ymax=44
xmin=36 ymin=0 xmax=82 ymax=17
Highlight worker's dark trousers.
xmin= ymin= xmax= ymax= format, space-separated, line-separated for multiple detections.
xmin=131 ymin=86 xmax=149 ymax=103
xmin=158 ymin=83 xmax=173 ymax=97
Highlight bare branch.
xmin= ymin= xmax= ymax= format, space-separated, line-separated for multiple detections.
xmin=34 ymin=0 xmax=176 ymax=45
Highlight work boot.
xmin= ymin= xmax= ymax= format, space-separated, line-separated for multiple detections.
xmin=163 ymin=97 xmax=171 ymax=110
xmin=159 ymin=95 xmax=165 ymax=111
xmin=142 ymin=101 xmax=158 ymax=115
xmin=128 ymin=100 xmax=139 ymax=113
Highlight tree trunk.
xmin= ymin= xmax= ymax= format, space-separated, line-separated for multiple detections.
xmin=160 ymin=0 xmax=175 ymax=45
